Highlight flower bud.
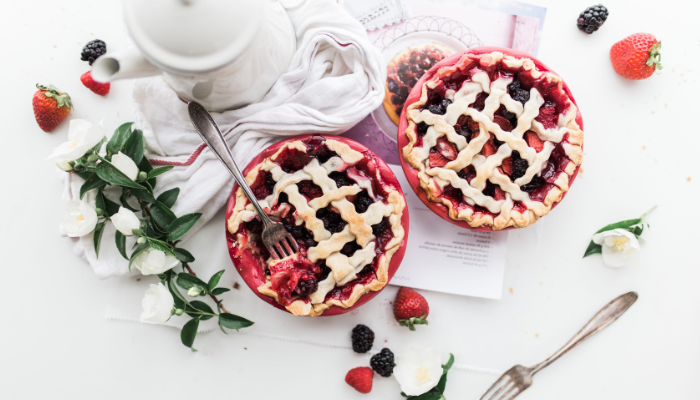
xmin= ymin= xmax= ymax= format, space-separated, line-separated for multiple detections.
xmin=174 ymin=308 xmax=184 ymax=316
xmin=187 ymin=287 xmax=201 ymax=297
xmin=55 ymin=159 xmax=73 ymax=172
xmin=87 ymin=154 xmax=99 ymax=163
xmin=137 ymin=171 xmax=148 ymax=182
xmin=137 ymin=237 xmax=147 ymax=245
xmin=95 ymin=208 xmax=104 ymax=216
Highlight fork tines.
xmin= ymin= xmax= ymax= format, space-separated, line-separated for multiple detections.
xmin=480 ymin=370 xmax=522 ymax=400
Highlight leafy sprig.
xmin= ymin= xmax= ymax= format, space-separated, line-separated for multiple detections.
xmin=61 ymin=122 xmax=254 ymax=349
xmin=401 ymin=354 xmax=455 ymax=400
xmin=582 ymin=206 xmax=656 ymax=258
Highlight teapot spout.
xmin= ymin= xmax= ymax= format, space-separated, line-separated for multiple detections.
xmin=91 ymin=47 xmax=161 ymax=82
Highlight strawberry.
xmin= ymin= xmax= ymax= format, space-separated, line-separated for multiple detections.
xmin=493 ymin=185 xmax=506 ymax=201
xmin=345 ymin=367 xmax=373 ymax=394
xmin=80 ymin=71 xmax=110 ymax=96
xmin=480 ymin=136 xmax=497 ymax=157
xmin=393 ymin=287 xmax=429 ymax=331
xmin=32 ymin=84 xmax=72 ymax=132
xmin=524 ymin=131 xmax=544 ymax=152
xmin=501 ymin=156 xmax=513 ymax=176
xmin=435 ymin=136 xmax=458 ymax=160
xmin=610 ymin=33 xmax=662 ymax=80
xmin=428 ymin=151 xmax=450 ymax=168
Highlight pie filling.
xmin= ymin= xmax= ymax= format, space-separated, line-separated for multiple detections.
xmin=402 ymin=51 xmax=584 ymax=230
xmin=228 ymin=136 xmax=406 ymax=316
xmin=385 ymin=44 xmax=453 ymax=124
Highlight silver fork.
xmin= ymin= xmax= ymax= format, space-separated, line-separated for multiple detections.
xmin=479 ymin=291 xmax=638 ymax=400
xmin=187 ymin=101 xmax=299 ymax=260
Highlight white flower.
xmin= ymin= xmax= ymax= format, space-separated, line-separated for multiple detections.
xmin=111 ymin=207 xmax=140 ymax=236
xmin=49 ymin=119 xmax=105 ymax=162
xmin=111 ymin=151 xmax=139 ymax=180
xmin=55 ymin=159 xmax=73 ymax=172
xmin=187 ymin=287 xmax=201 ymax=297
xmin=140 ymin=283 xmax=174 ymax=324
xmin=134 ymin=248 xmax=180 ymax=275
xmin=394 ymin=348 xmax=444 ymax=396
xmin=61 ymin=200 xmax=98 ymax=237
xmin=592 ymin=228 xmax=641 ymax=268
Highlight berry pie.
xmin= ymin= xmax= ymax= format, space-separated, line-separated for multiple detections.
xmin=384 ymin=43 xmax=454 ymax=125
xmin=401 ymin=50 xmax=584 ymax=230
xmin=228 ymin=136 xmax=406 ymax=316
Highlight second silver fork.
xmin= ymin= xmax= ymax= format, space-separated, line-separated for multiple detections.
xmin=187 ymin=101 xmax=299 ymax=260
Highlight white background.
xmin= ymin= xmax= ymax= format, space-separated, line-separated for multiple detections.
xmin=2 ymin=0 xmax=699 ymax=398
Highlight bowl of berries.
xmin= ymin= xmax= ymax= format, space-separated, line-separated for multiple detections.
xmin=397 ymin=47 xmax=584 ymax=231
xmin=226 ymin=135 xmax=409 ymax=317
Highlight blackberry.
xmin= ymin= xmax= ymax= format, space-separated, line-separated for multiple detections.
xmin=353 ymin=190 xmax=374 ymax=214
xmin=330 ymin=171 xmax=354 ymax=188
xmin=520 ymin=176 xmax=546 ymax=192
xmin=427 ymin=99 xmax=452 ymax=115
xmin=511 ymin=151 xmax=529 ymax=180
xmin=370 ymin=348 xmax=396 ymax=377
xmin=417 ymin=122 xmax=430 ymax=135
xmin=507 ymin=80 xmax=530 ymax=105
xmin=577 ymin=5 xmax=608 ymax=34
xmin=351 ymin=324 xmax=375 ymax=353
xmin=294 ymin=276 xmax=318 ymax=297
xmin=80 ymin=39 xmax=107 ymax=65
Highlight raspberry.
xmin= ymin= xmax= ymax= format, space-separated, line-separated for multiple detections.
xmin=370 ymin=348 xmax=396 ymax=377
xmin=351 ymin=324 xmax=375 ymax=353
xmin=345 ymin=367 xmax=374 ymax=393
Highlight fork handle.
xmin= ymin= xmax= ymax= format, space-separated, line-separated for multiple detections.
xmin=529 ymin=291 xmax=638 ymax=375
xmin=187 ymin=101 xmax=273 ymax=227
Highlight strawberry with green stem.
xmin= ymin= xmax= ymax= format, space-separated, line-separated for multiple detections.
xmin=393 ymin=287 xmax=429 ymax=331
xmin=33 ymin=84 xmax=72 ymax=132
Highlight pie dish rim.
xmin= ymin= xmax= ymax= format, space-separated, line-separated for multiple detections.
xmin=397 ymin=46 xmax=584 ymax=231
xmin=225 ymin=134 xmax=410 ymax=316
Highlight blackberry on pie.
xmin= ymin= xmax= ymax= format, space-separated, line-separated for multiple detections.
xmin=383 ymin=43 xmax=454 ymax=125
xmin=402 ymin=51 xmax=584 ymax=230
xmin=228 ymin=137 xmax=406 ymax=316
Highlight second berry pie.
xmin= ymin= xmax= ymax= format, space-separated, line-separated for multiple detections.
xmin=401 ymin=50 xmax=584 ymax=230
xmin=228 ymin=136 xmax=406 ymax=316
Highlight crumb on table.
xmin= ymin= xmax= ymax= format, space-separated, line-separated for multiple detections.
xmin=688 ymin=177 xmax=692 ymax=182
xmin=509 ymin=287 xmax=514 ymax=294
xmin=233 ymin=282 xmax=241 ymax=290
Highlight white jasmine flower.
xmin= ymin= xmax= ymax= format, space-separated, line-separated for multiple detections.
xmin=187 ymin=287 xmax=201 ymax=297
xmin=134 ymin=248 xmax=179 ymax=275
xmin=140 ymin=283 xmax=174 ymax=324
xmin=394 ymin=348 xmax=444 ymax=396
xmin=111 ymin=151 xmax=139 ymax=180
xmin=49 ymin=119 xmax=105 ymax=162
xmin=111 ymin=207 xmax=140 ymax=236
xmin=592 ymin=228 xmax=641 ymax=268
xmin=61 ymin=200 xmax=98 ymax=237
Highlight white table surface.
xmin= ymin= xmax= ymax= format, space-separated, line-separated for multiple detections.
xmin=3 ymin=0 xmax=699 ymax=398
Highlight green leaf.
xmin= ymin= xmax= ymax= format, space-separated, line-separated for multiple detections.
xmin=148 ymin=166 xmax=174 ymax=179
xmin=207 ymin=270 xmax=226 ymax=291
xmin=181 ymin=317 xmax=199 ymax=349
xmin=219 ymin=313 xmax=254 ymax=330
xmin=80 ymin=173 xmax=107 ymax=199
xmin=147 ymin=237 xmax=176 ymax=256
xmin=119 ymin=189 xmax=139 ymax=212
xmin=173 ymin=248 xmax=195 ymax=263
xmin=188 ymin=301 xmax=215 ymax=321
xmin=95 ymin=191 xmax=106 ymax=214
xmin=593 ymin=218 xmax=642 ymax=235
xmin=106 ymin=122 xmax=134 ymax=158
xmin=442 ymin=353 xmax=455 ymax=372
xmin=122 ymin=129 xmax=145 ymax=165
xmin=211 ymin=287 xmax=230 ymax=296
xmin=150 ymin=201 xmax=177 ymax=228
xmin=167 ymin=213 xmax=202 ymax=240
xmin=93 ymin=222 xmax=106 ymax=259
xmin=115 ymin=231 xmax=128 ymax=260
xmin=176 ymin=273 xmax=208 ymax=291
xmin=146 ymin=224 xmax=166 ymax=239
xmin=128 ymin=243 xmax=150 ymax=271
xmin=434 ymin=353 xmax=455 ymax=394
xmin=103 ymin=196 xmax=121 ymax=217
xmin=168 ymin=277 xmax=187 ymax=310
xmin=583 ymin=242 xmax=603 ymax=258
xmin=131 ymin=189 xmax=156 ymax=204
xmin=91 ymin=136 xmax=106 ymax=154
xmin=96 ymin=160 xmax=145 ymax=190
xmin=157 ymin=188 xmax=180 ymax=208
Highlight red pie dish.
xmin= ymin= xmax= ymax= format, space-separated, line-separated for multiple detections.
xmin=226 ymin=135 xmax=409 ymax=317
xmin=398 ymin=47 xmax=584 ymax=231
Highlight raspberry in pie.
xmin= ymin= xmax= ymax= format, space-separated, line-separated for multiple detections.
xmin=400 ymin=49 xmax=584 ymax=230
xmin=227 ymin=136 xmax=407 ymax=316
xmin=384 ymin=43 xmax=454 ymax=125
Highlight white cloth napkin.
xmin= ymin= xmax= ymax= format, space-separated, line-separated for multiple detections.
xmin=60 ymin=0 xmax=386 ymax=279
xmin=339 ymin=0 xmax=410 ymax=31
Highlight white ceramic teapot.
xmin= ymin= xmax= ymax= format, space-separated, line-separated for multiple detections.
xmin=92 ymin=0 xmax=296 ymax=112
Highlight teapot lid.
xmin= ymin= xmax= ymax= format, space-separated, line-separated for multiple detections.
xmin=124 ymin=0 xmax=264 ymax=74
